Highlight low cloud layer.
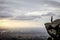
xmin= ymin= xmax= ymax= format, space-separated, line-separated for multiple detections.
xmin=0 ymin=13 xmax=12 ymax=19
xmin=12 ymin=16 xmax=41 ymax=20
xmin=42 ymin=12 xmax=56 ymax=16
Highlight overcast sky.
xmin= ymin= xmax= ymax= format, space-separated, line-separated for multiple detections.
xmin=0 ymin=0 xmax=60 ymax=19
xmin=0 ymin=0 xmax=60 ymax=31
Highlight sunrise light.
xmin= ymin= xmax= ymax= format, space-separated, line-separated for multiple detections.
xmin=0 ymin=19 xmax=40 ymax=29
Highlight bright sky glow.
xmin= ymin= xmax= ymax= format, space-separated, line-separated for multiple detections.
xmin=0 ymin=19 xmax=41 ymax=29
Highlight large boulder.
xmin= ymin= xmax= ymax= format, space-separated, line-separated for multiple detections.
xmin=45 ymin=19 xmax=60 ymax=40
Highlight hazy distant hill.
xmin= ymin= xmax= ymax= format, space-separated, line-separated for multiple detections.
xmin=0 ymin=27 xmax=49 ymax=40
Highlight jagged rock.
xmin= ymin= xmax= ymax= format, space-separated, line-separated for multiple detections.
xmin=45 ymin=16 xmax=60 ymax=40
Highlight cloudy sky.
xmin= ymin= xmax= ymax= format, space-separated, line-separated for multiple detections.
xmin=0 ymin=0 xmax=60 ymax=19
xmin=0 ymin=0 xmax=60 ymax=31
